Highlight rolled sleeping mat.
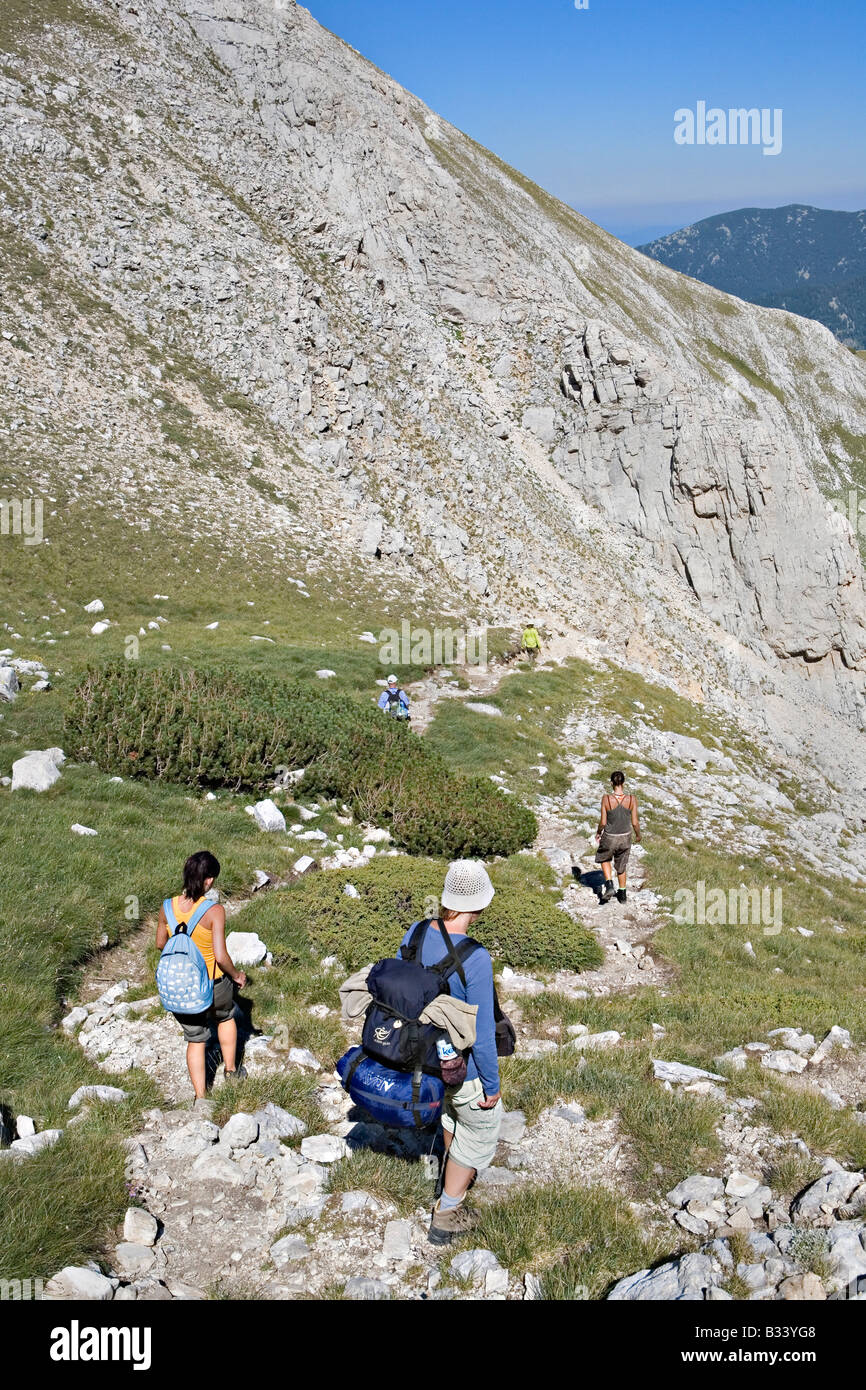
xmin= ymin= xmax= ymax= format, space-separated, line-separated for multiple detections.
xmin=336 ymin=1046 xmax=444 ymax=1129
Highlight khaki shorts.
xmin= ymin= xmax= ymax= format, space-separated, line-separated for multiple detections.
xmin=595 ymin=831 xmax=632 ymax=875
xmin=173 ymin=973 xmax=235 ymax=1044
xmin=441 ymin=1077 xmax=502 ymax=1172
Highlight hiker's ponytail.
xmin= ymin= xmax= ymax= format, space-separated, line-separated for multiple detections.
xmin=183 ymin=849 xmax=221 ymax=901
xmin=611 ymin=770 xmax=625 ymax=787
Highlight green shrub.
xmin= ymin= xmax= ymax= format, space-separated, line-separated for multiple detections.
xmin=66 ymin=664 xmax=537 ymax=858
xmin=238 ymin=854 xmax=602 ymax=973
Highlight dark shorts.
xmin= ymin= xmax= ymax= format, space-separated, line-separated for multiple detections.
xmin=173 ymin=974 xmax=235 ymax=1044
xmin=595 ymin=832 xmax=632 ymax=875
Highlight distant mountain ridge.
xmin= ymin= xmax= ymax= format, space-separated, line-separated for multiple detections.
xmin=639 ymin=205 xmax=866 ymax=348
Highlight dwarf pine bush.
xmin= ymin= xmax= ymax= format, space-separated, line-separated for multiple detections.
xmin=67 ymin=664 xmax=537 ymax=858
xmin=242 ymin=855 xmax=603 ymax=973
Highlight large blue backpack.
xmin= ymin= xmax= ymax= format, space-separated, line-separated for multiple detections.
xmin=156 ymin=898 xmax=214 ymax=1015
xmin=361 ymin=919 xmax=479 ymax=1077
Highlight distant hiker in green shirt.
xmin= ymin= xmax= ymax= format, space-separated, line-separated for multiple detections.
xmin=522 ymin=623 xmax=541 ymax=661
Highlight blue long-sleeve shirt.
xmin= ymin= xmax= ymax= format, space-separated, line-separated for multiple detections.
xmin=399 ymin=921 xmax=500 ymax=1096
xmin=378 ymin=688 xmax=409 ymax=711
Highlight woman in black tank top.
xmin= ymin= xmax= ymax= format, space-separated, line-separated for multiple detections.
xmin=595 ymin=770 xmax=641 ymax=904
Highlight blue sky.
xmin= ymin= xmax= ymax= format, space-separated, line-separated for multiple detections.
xmin=304 ymin=0 xmax=866 ymax=245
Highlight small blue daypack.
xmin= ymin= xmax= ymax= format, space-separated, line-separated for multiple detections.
xmin=156 ymin=898 xmax=214 ymax=1015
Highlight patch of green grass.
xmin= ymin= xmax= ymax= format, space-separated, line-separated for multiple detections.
xmin=819 ymin=419 xmax=866 ymax=474
xmin=756 ymin=1085 xmax=866 ymax=1171
xmin=0 ymin=1123 xmax=128 ymax=1281
xmin=209 ymin=1071 xmax=324 ymax=1136
xmin=326 ymin=1150 xmax=434 ymax=1215
xmin=311 ymin=1279 xmax=348 ymax=1300
xmin=0 ymin=0 xmax=120 ymax=52
xmin=722 ymin=1271 xmax=753 ymax=1300
xmin=764 ymin=1151 xmax=823 ymax=1200
xmin=718 ymin=1227 xmax=770 ymax=1298
xmin=500 ymin=1046 xmax=722 ymax=1194
xmin=427 ymin=658 xmax=682 ymax=801
xmin=426 ymin=692 xmax=570 ymax=799
xmin=465 ymin=1183 xmax=670 ymax=1298
xmin=700 ymin=339 xmax=786 ymax=404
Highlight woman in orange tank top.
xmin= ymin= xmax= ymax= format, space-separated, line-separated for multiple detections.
xmin=156 ymin=850 xmax=248 ymax=1107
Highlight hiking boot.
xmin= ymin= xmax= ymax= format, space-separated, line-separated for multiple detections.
xmin=616 ymin=889 xmax=627 ymax=904
xmin=224 ymin=1064 xmax=248 ymax=1082
xmin=600 ymin=880 xmax=615 ymax=903
xmin=428 ymin=1200 xmax=479 ymax=1246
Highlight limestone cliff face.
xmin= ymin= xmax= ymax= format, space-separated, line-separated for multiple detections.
xmin=555 ymin=322 xmax=866 ymax=670
xmin=168 ymin=0 xmax=866 ymax=676
xmin=3 ymin=0 xmax=866 ymax=731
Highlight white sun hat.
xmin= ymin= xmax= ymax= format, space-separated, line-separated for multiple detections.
xmin=441 ymin=859 xmax=495 ymax=912
xmin=387 ymin=674 xmax=398 ymax=685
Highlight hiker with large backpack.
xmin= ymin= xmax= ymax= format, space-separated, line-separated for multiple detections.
xmin=337 ymin=859 xmax=508 ymax=1246
xmin=595 ymin=770 xmax=641 ymax=904
xmin=155 ymin=850 xmax=248 ymax=1107
xmin=420 ymin=862 xmax=504 ymax=1244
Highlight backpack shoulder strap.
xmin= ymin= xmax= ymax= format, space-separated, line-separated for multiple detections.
xmin=432 ymin=922 xmax=482 ymax=989
xmin=455 ymin=936 xmax=483 ymax=966
xmin=164 ymin=897 xmax=178 ymax=932
xmin=185 ymin=898 xmax=214 ymax=936
xmin=400 ymin=920 xmax=429 ymax=962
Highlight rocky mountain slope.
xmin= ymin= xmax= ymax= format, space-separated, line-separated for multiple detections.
xmin=639 ymin=205 xmax=866 ymax=349
xmin=3 ymin=0 xmax=866 ymax=804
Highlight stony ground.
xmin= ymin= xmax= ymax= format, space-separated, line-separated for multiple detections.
xmin=22 ymin=654 xmax=864 ymax=1302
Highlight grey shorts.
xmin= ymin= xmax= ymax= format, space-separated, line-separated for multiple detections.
xmin=595 ymin=832 xmax=632 ymax=874
xmin=173 ymin=974 xmax=235 ymax=1043
xmin=441 ymin=1077 xmax=502 ymax=1171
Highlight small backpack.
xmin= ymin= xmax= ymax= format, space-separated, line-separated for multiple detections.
xmin=386 ymin=689 xmax=409 ymax=719
xmin=156 ymin=898 xmax=214 ymax=1015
